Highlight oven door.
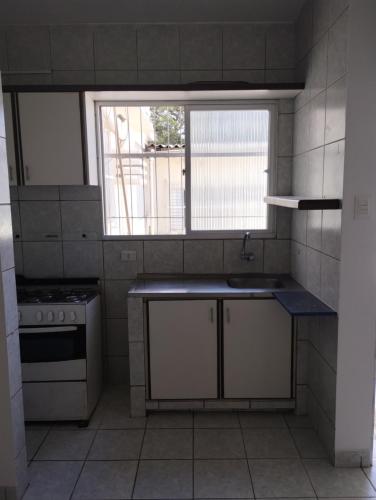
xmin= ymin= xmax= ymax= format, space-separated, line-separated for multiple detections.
xmin=20 ymin=325 xmax=86 ymax=382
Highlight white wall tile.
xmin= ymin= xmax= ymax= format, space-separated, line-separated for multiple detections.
xmin=7 ymin=26 xmax=51 ymax=71
xmin=263 ymin=239 xmax=290 ymax=274
xmin=104 ymin=279 xmax=133 ymax=318
xmin=306 ymin=247 xmax=321 ymax=297
xmin=306 ymin=34 xmax=328 ymax=100
xmin=18 ymin=185 xmax=59 ymax=201
xmin=266 ymin=24 xmax=295 ymax=69
xmin=138 ymin=70 xmax=181 ymax=84
xmin=327 ymin=10 xmax=348 ymax=86
xmin=51 ymin=25 xmax=94 ymax=70
xmin=106 ymin=318 xmax=129 ymax=357
xmin=223 ymin=239 xmax=263 ymax=273
xmin=22 ymin=241 xmax=63 ymax=278
xmin=323 ymin=140 xmax=345 ymax=198
xmin=0 ymin=268 xmax=18 ymax=336
xmin=184 ymin=240 xmax=223 ymax=274
xmin=0 ymin=139 xmax=10 ymax=204
xmin=52 ymin=70 xmax=95 ymax=85
xmin=321 ymin=210 xmax=342 ymax=259
xmin=325 ymin=75 xmax=347 ymax=144
xmin=180 ymin=25 xmax=222 ymax=70
xmin=20 ymin=201 xmax=61 ymax=241
xmin=61 ymin=201 xmax=102 ymax=240
xmin=94 ymin=25 xmax=137 ymax=70
xmin=137 ymin=25 xmax=179 ymax=70
xmin=278 ymin=114 xmax=294 ymax=157
xmin=63 ymin=241 xmax=103 ymax=278
xmin=0 ymin=205 xmax=14 ymax=272
xmin=103 ymin=241 xmax=143 ymax=279
xmin=223 ymin=24 xmax=265 ymax=69
xmin=306 ymin=210 xmax=322 ymax=251
xmin=320 ymin=254 xmax=340 ymax=310
xmin=144 ymin=240 xmax=183 ymax=274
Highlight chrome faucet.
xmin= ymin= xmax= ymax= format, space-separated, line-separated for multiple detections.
xmin=241 ymin=231 xmax=255 ymax=261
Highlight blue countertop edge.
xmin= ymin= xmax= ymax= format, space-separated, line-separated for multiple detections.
xmin=273 ymin=291 xmax=337 ymax=316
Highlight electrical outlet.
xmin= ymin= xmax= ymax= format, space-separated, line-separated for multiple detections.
xmin=121 ymin=250 xmax=137 ymax=262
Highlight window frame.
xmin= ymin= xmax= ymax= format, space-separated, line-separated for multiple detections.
xmin=95 ymin=99 xmax=277 ymax=240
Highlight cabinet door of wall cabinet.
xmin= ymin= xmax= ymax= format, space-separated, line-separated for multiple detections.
xmin=3 ymin=93 xmax=17 ymax=185
xmin=223 ymin=299 xmax=292 ymax=399
xmin=18 ymin=92 xmax=84 ymax=185
xmin=148 ymin=300 xmax=217 ymax=400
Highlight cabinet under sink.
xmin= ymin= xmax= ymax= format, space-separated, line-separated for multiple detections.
xmin=147 ymin=298 xmax=292 ymax=401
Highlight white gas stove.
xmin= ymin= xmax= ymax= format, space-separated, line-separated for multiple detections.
xmin=17 ymin=280 xmax=102 ymax=424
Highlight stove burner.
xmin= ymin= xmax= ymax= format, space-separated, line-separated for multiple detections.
xmin=17 ymin=288 xmax=97 ymax=304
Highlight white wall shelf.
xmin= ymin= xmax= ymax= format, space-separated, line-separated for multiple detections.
xmin=264 ymin=195 xmax=342 ymax=210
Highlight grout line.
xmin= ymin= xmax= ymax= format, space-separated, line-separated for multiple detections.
xmin=130 ymin=415 xmax=147 ymax=499
xmin=239 ymin=414 xmax=256 ymax=498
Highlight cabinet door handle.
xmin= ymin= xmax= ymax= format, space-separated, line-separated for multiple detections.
xmin=8 ymin=164 xmax=13 ymax=182
xmin=210 ymin=307 xmax=214 ymax=323
xmin=25 ymin=165 xmax=30 ymax=182
xmin=226 ymin=307 xmax=231 ymax=323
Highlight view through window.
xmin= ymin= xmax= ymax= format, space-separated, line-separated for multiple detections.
xmin=98 ymin=103 xmax=271 ymax=236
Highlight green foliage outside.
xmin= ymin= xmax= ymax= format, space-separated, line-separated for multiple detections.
xmin=149 ymin=106 xmax=185 ymax=145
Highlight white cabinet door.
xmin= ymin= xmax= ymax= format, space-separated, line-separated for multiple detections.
xmin=3 ymin=93 xmax=17 ymax=185
xmin=148 ymin=300 xmax=217 ymax=399
xmin=224 ymin=299 xmax=292 ymax=399
xmin=18 ymin=92 xmax=84 ymax=185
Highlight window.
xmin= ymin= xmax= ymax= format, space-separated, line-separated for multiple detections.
xmin=97 ymin=102 xmax=274 ymax=236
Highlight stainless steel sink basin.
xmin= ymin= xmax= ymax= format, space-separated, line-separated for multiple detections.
xmin=227 ymin=277 xmax=284 ymax=289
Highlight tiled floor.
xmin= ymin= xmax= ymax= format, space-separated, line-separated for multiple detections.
xmin=23 ymin=385 xmax=376 ymax=500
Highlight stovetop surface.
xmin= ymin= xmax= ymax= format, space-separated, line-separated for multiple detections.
xmin=17 ymin=287 xmax=98 ymax=305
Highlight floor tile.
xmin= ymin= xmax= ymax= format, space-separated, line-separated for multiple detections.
xmin=72 ymin=460 xmax=137 ymax=499
xmin=34 ymin=430 xmax=95 ymax=460
xmin=364 ymin=465 xmax=376 ymax=488
xmin=194 ymin=459 xmax=253 ymax=499
xmin=147 ymin=411 xmax=193 ymax=428
xmin=133 ymin=459 xmax=192 ymax=499
xmin=304 ymin=459 xmax=376 ymax=497
xmin=239 ymin=413 xmax=287 ymax=429
xmin=249 ymin=459 xmax=315 ymax=498
xmin=284 ymin=414 xmax=313 ymax=429
xmin=194 ymin=429 xmax=245 ymax=459
xmin=290 ymin=428 xmax=327 ymax=458
xmin=141 ymin=428 xmax=193 ymax=459
xmin=100 ymin=406 xmax=146 ymax=429
xmin=25 ymin=428 xmax=49 ymax=461
xmin=194 ymin=411 xmax=240 ymax=428
xmin=23 ymin=461 xmax=83 ymax=500
xmin=88 ymin=429 xmax=144 ymax=460
xmin=243 ymin=428 xmax=299 ymax=458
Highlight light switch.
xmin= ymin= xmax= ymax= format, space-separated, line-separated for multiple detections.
xmin=121 ymin=250 xmax=137 ymax=261
xmin=354 ymin=195 xmax=372 ymax=220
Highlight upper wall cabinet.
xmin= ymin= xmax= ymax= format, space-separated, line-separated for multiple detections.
xmin=18 ymin=92 xmax=84 ymax=185
xmin=3 ymin=93 xmax=17 ymax=185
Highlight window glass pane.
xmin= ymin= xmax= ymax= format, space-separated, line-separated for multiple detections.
xmin=100 ymin=105 xmax=185 ymax=235
xmin=190 ymin=108 xmax=270 ymax=231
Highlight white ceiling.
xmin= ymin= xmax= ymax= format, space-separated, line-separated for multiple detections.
xmin=0 ymin=0 xmax=305 ymax=26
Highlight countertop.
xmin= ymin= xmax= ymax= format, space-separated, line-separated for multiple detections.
xmin=128 ymin=275 xmax=336 ymax=316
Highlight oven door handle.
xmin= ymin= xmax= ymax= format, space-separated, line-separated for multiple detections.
xmin=19 ymin=326 xmax=79 ymax=334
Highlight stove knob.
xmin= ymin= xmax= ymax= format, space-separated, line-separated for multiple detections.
xmin=58 ymin=311 xmax=65 ymax=322
xmin=36 ymin=311 xmax=43 ymax=322
xmin=47 ymin=311 xmax=54 ymax=321
xmin=70 ymin=311 xmax=76 ymax=322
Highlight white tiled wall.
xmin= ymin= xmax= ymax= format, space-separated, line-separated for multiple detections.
xmin=0 ymin=23 xmax=296 ymax=85
xmin=292 ymin=0 xmax=348 ymax=459
xmin=0 ymin=74 xmax=28 ymax=499
xmin=292 ymin=1 xmax=348 ymax=313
